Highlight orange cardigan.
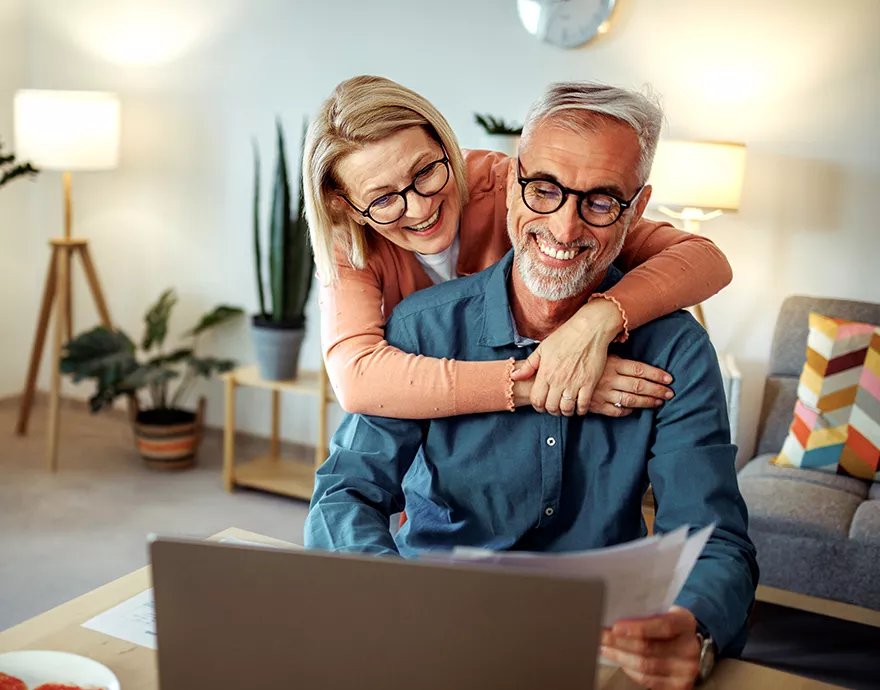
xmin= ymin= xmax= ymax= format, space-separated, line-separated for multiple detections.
xmin=319 ymin=150 xmax=732 ymax=418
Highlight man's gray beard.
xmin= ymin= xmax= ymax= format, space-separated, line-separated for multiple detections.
xmin=509 ymin=222 xmax=629 ymax=302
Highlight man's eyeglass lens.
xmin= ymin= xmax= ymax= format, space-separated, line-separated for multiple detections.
xmin=522 ymin=180 xmax=623 ymax=227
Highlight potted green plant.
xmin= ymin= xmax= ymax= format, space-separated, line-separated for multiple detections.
xmin=474 ymin=113 xmax=523 ymax=158
xmin=60 ymin=289 xmax=244 ymax=470
xmin=0 ymin=138 xmax=39 ymax=189
xmin=250 ymin=118 xmax=315 ymax=381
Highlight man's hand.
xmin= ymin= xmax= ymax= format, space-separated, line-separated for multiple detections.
xmin=511 ymin=298 xmax=624 ymax=416
xmin=600 ymin=606 xmax=701 ymax=690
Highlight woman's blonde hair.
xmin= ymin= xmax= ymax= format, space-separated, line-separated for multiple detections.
xmin=303 ymin=75 xmax=468 ymax=285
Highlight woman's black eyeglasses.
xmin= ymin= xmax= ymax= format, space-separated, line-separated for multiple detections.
xmin=342 ymin=154 xmax=450 ymax=225
xmin=517 ymin=158 xmax=643 ymax=228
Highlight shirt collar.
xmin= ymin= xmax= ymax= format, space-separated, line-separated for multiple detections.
xmin=479 ymin=249 xmax=622 ymax=349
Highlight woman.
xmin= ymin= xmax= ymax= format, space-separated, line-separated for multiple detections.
xmin=304 ymin=76 xmax=731 ymax=419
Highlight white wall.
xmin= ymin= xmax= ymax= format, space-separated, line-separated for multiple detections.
xmin=6 ymin=0 xmax=880 ymax=461
xmin=0 ymin=0 xmax=42 ymax=399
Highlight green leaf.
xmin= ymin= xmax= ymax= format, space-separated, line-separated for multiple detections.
xmin=142 ymin=289 xmax=178 ymax=351
xmin=60 ymin=327 xmax=139 ymax=413
xmin=184 ymin=305 xmax=244 ymax=337
xmin=253 ymin=139 xmax=267 ymax=317
xmin=121 ymin=365 xmax=179 ymax=390
xmin=0 ymin=138 xmax=39 ymax=189
xmin=61 ymin=327 xmax=138 ymax=384
xmin=473 ymin=112 xmax=522 ymax=135
xmin=88 ymin=386 xmax=125 ymax=414
xmin=281 ymin=118 xmax=315 ymax=329
xmin=187 ymin=356 xmax=237 ymax=379
xmin=147 ymin=348 xmax=193 ymax=368
xmin=269 ymin=118 xmax=292 ymax=323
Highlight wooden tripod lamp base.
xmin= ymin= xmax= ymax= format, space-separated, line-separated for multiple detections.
xmin=15 ymin=191 xmax=113 ymax=471
xmin=13 ymin=90 xmax=121 ymax=471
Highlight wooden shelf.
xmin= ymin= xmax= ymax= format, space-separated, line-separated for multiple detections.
xmin=232 ymin=456 xmax=315 ymax=501
xmin=222 ymin=365 xmax=335 ymax=401
xmin=222 ymin=364 xmax=334 ymax=502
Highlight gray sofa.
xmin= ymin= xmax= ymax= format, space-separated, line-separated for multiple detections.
xmin=737 ymin=295 xmax=880 ymax=612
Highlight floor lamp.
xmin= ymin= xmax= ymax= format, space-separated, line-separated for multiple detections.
xmin=13 ymin=89 xmax=120 ymax=471
xmin=648 ymin=140 xmax=747 ymax=332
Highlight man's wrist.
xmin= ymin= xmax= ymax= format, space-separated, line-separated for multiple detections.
xmin=695 ymin=622 xmax=717 ymax=685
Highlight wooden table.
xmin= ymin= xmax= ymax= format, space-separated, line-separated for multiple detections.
xmin=0 ymin=528 xmax=842 ymax=690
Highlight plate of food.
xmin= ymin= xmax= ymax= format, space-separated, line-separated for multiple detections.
xmin=0 ymin=651 xmax=120 ymax=690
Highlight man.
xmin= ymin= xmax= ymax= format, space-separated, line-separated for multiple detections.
xmin=306 ymin=81 xmax=758 ymax=690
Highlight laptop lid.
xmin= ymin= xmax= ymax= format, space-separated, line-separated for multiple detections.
xmin=150 ymin=537 xmax=604 ymax=690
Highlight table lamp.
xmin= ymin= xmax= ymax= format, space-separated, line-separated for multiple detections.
xmin=13 ymin=89 xmax=120 ymax=471
xmin=648 ymin=140 xmax=746 ymax=329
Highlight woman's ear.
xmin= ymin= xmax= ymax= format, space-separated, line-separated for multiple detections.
xmin=331 ymin=194 xmax=366 ymax=226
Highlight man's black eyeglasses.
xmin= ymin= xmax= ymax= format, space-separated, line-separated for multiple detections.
xmin=342 ymin=154 xmax=450 ymax=225
xmin=517 ymin=158 xmax=643 ymax=228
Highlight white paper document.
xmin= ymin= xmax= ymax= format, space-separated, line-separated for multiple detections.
xmin=82 ymin=589 xmax=158 ymax=650
xmin=427 ymin=525 xmax=715 ymax=627
xmin=80 ymin=536 xmax=289 ymax=648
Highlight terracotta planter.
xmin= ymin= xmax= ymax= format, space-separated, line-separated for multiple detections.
xmin=129 ymin=397 xmax=206 ymax=470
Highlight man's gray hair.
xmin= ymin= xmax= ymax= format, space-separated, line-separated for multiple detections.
xmin=521 ymin=81 xmax=664 ymax=185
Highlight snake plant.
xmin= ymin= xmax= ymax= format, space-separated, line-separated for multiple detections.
xmin=253 ymin=119 xmax=314 ymax=329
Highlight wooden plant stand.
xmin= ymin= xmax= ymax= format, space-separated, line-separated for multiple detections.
xmin=221 ymin=365 xmax=335 ymax=501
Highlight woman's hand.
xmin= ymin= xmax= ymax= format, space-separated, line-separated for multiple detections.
xmin=511 ymin=298 xmax=673 ymax=416
xmin=589 ymin=354 xmax=674 ymax=417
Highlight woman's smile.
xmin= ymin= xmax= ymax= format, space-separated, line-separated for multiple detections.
xmin=404 ymin=203 xmax=443 ymax=236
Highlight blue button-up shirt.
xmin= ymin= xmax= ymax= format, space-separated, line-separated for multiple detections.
xmin=306 ymin=251 xmax=758 ymax=655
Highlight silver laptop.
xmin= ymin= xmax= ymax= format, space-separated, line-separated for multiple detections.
xmin=150 ymin=537 xmax=604 ymax=690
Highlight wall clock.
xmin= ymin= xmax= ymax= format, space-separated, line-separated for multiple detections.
xmin=517 ymin=0 xmax=616 ymax=50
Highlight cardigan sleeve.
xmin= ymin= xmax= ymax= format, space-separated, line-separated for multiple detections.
xmin=320 ymin=256 xmax=515 ymax=418
xmin=596 ymin=218 xmax=733 ymax=337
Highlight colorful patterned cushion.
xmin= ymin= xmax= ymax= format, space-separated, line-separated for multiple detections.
xmin=774 ymin=313 xmax=880 ymax=481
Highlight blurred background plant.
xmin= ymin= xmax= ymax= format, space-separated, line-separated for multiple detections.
xmin=60 ymin=289 xmax=243 ymax=418
xmin=474 ymin=113 xmax=522 ymax=158
xmin=474 ymin=113 xmax=523 ymax=135
xmin=253 ymin=118 xmax=314 ymax=328
xmin=249 ymin=118 xmax=315 ymax=380
xmin=0 ymin=137 xmax=39 ymax=189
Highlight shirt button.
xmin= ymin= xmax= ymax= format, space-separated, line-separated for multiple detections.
xmin=545 ymin=507 xmax=555 ymax=516
xmin=546 ymin=437 xmax=556 ymax=447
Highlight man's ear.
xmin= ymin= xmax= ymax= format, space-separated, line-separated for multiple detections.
xmin=633 ymin=184 xmax=652 ymax=223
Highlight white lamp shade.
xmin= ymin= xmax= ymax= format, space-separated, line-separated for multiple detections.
xmin=648 ymin=140 xmax=746 ymax=211
xmin=14 ymin=90 xmax=120 ymax=171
